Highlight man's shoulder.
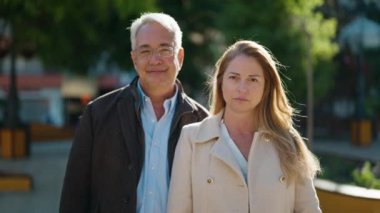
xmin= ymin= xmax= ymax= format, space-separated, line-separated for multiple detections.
xmin=180 ymin=95 xmax=209 ymax=117
xmin=89 ymin=84 xmax=133 ymax=107
xmin=80 ymin=84 xmax=137 ymax=122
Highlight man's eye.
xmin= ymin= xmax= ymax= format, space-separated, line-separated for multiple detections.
xmin=159 ymin=48 xmax=173 ymax=57
xmin=139 ymin=50 xmax=151 ymax=56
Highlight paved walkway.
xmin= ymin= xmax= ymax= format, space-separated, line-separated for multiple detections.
xmin=0 ymin=137 xmax=379 ymax=213
xmin=0 ymin=140 xmax=71 ymax=213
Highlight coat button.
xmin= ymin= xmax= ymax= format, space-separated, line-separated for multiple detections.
xmin=279 ymin=176 xmax=286 ymax=183
xmin=207 ymin=177 xmax=214 ymax=184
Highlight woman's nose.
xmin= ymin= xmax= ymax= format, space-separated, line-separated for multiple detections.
xmin=237 ymin=81 xmax=248 ymax=92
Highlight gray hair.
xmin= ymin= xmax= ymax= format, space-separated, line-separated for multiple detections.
xmin=129 ymin=12 xmax=183 ymax=51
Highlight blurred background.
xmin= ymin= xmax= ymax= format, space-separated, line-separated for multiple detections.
xmin=0 ymin=0 xmax=380 ymax=212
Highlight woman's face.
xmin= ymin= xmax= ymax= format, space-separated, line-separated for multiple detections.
xmin=222 ymin=54 xmax=265 ymax=115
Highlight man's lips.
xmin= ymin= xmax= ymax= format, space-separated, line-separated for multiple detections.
xmin=147 ymin=68 xmax=167 ymax=73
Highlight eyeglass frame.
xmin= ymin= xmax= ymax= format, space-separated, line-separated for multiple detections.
xmin=133 ymin=45 xmax=177 ymax=59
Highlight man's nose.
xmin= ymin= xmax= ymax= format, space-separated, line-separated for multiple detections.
xmin=148 ymin=51 xmax=162 ymax=64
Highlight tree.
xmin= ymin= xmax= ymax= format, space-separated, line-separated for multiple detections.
xmin=156 ymin=0 xmax=338 ymax=107
xmin=0 ymin=0 xmax=155 ymax=129
xmin=0 ymin=0 xmax=156 ymax=74
xmin=157 ymin=0 xmax=223 ymax=101
xmin=216 ymin=0 xmax=338 ymax=104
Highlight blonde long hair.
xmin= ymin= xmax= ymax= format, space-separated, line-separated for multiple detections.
xmin=210 ymin=40 xmax=320 ymax=181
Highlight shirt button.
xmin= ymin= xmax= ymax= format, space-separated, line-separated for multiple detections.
xmin=207 ymin=177 xmax=214 ymax=184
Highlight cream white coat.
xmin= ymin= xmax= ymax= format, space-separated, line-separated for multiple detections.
xmin=168 ymin=113 xmax=321 ymax=213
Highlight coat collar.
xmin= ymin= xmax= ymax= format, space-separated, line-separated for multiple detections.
xmin=193 ymin=111 xmax=224 ymax=143
xmin=194 ymin=109 xmax=267 ymax=143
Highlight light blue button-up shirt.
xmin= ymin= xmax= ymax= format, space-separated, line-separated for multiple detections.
xmin=136 ymin=81 xmax=178 ymax=213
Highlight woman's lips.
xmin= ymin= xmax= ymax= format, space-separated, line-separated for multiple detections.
xmin=233 ymin=97 xmax=248 ymax=101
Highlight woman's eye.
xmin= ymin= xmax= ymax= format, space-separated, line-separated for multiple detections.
xmin=228 ymin=76 xmax=237 ymax=80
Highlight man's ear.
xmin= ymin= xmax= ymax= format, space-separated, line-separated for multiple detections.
xmin=177 ymin=47 xmax=184 ymax=69
xmin=131 ymin=51 xmax=136 ymax=63
xmin=131 ymin=51 xmax=138 ymax=69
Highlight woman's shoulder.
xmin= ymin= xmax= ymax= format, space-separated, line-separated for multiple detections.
xmin=181 ymin=114 xmax=222 ymax=142
xmin=183 ymin=114 xmax=219 ymax=128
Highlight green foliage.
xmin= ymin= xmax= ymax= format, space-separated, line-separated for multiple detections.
xmin=1 ymin=0 xmax=339 ymax=104
xmin=318 ymin=154 xmax=360 ymax=183
xmin=215 ymin=0 xmax=338 ymax=104
xmin=157 ymin=0 xmax=223 ymax=98
xmin=0 ymin=0 xmax=156 ymax=74
xmin=352 ymin=161 xmax=380 ymax=189
xmin=155 ymin=0 xmax=339 ymax=103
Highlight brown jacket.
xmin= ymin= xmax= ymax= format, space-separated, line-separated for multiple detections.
xmin=60 ymin=77 xmax=208 ymax=213
xmin=168 ymin=112 xmax=321 ymax=213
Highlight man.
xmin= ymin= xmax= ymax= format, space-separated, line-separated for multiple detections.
xmin=60 ymin=12 xmax=208 ymax=213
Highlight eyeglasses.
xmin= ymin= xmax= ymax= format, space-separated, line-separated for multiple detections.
xmin=134 ymin=46 xmax=175 ymax=59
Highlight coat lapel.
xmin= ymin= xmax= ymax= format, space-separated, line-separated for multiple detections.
xmin=199 ymin=113 xmax=245 ymax=182
xmin=209 ymin=137 xmax=244 ymax=181
xmin=211 ymin=137 xmax=241 ymax=174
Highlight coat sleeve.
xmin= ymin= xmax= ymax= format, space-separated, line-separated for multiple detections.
xmin=294 ymin=177 xmax=322 ymax=213
xmin=167 ymin=125 xmax=193 ymax=213
xmin=60 ymin=106 xmax=94 ymax=213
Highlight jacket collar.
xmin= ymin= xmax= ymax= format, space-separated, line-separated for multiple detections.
xmin=126 ymin=76 xmax=196 ymax=113
xmin=116 ymin=76 xmax=200 ymax=178
xmin=193 ymin=110 xmax=224 ymax=143
xmin=119 ymin=75 xmax=199 ymax=133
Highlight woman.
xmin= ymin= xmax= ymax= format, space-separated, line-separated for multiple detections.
xmin=167 ymin=40 xmax=321 ymax=213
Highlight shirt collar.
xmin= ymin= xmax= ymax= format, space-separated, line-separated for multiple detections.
xmin=137 ymin=80 xmax=178 ymax=112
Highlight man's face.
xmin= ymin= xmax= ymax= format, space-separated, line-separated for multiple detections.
xmin=131 ymin=22 xmax=184 ymax=96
